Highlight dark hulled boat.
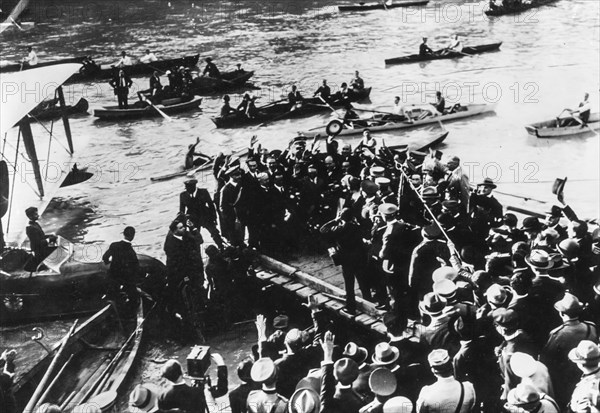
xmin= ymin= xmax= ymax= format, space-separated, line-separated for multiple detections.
xmin=191 ymin=69 xmax=255 ymax=95
xmin=338 ymin=0 xmax=429 ymax=11
xmin=93 ymin=96 xmax=202 ymax=121
xmin=212 ymin=87 xmax=372 ymax=128
xmin=66 ymin=54 xmax=200 ymax=84
xmin=29 ymin=98 xmax=89 ymax=121
xmin=385 ymin=42 xmax=502 ymax=65
xmin=485 ymin=0 xmax=559 ymax=16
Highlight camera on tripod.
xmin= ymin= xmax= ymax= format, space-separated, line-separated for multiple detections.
xmin=184 ymin=345 xmax=211 ymax=385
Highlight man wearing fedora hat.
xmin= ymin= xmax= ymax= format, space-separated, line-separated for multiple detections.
xmin=540 ymin=293 xmax=598 ymax=408
xmin=247 ymin=357 xmax=288 ymax=413
xmin=343 ymin=342 xmax=374 ymax=399
xmin=568 ymin=340 xmax=600 ymax=412
xmin=219 ymin=166 xmax=245 ymax=246
xmin=469 ymin=177 xmax=503 ymax=247
xmin=504 ymin=383 xmax=559 ymax=413
xmin=359 ymin=368 xmax=400 ymax=413
xmin=418 ymin=293 xmax=460 ymax=358
xmin=416 ymin=349 xmax=476 ymax=413
xmin=180 ymin=178 xmax=223 ymax=250
xmin=129 ymin=383 xmax=162 ymax=413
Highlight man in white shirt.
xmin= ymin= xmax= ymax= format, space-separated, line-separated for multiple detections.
xmin=23 ymin=46 xmax=38 ymax=66
xmin=114 ymin=51 xmax=133 ymax=67
xmin=140 ymin=49 xmax=157 ymax=64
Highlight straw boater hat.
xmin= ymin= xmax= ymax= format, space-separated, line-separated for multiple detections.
xmin=484 ymin=283 xmax=509 ymax=307
xmin=343 ymin=342 xmax=368 ymax=365
xmin=370 ymin=166 xmax=385 ymax=177
xmin=432 ymin=279 xmax=457 ymax=301
xmin=525 ymin=249 xmax=554 ymax=270
xmin=509 ymin=352 xmax=538 ymax=379
xmin=368 ymin=367 xmax=397 ymax=396
xmin=432 ymin=266 xmax=458 ymax=283
xmin=371 ymin=342 xmax=400 ymax=366
xmin=378 ymin=203 xmax=398 ymax=216
xmin=383 ymin=397 xmax=413 ymax=413
xmin=568 ymin=340 xmax=600 ymax=366
xmin=554 ymin=292 xmax=585 ymax=316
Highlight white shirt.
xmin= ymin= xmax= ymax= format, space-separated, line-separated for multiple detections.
xmin=117 ymin=55 xmax=133 ymax=66
xmin=27 ymin=50 xmax=38 ymax=65
xmin=449 ymin=39 xmax=463 ymax=52
xmin=140 ymin=52 xmax=157 ymax=63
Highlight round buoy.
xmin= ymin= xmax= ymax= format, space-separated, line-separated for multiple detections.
xmin=325 ymin=119 xmax=344 ymax=137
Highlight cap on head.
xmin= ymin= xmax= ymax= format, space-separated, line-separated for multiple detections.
xmin=251 ymin=357 xmax=278 ymax=383
xmin=383 ymin=396 xmax=413 ymax=413
xmin=428 ymin=349 xmax=452 ymax=373
xmin=492 ymin=308 xmax=519 ymax=329
xmin=507 ymin=383 xmax=541 ymax=409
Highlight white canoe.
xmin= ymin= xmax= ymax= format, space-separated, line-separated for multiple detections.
xmin=525 ymin=112 xmax=599 ymax=138
xmin=302 ymin=103 xmax=497 ymax=137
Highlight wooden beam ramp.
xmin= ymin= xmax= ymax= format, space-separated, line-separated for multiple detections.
xmin=255 ymin=254 xmax=387 ymax=338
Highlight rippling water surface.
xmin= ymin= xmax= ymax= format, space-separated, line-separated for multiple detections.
xmin=2 ymin=0 xmax=599 ymax=259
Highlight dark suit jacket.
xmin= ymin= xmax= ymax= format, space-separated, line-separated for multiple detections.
xmin=180 ymin=188 xmax=218 ymax=227
xmin=219 ymin=181 xmax=241 ymax=235
xmin=109 ymin=74 xmax=133 ymax=95
xmin=158 ymin=383 xmax=205 ymax=413
xmin=163 ymin=232 xmax=203 ymax=286
xmin=275 ymin=352 xmax=311 ymax=399
xmin=26 ymin=220 xmax=52 ymax=260
xmin=102 ymin=240 xmax=139 ymax=285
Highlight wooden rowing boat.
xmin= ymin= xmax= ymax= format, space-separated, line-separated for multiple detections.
xmin=11 ymin=302 xmax=146 ymax=412
xmin=301 ymin=103 xmax=497 ymax=137
xmin=338 ymin=0 xmax=429 ymax=11
xmin=211 ymin=87 xmax=372 ymax=129
xmin=93 ymin=96 xmax=202 ymax=121
xmin=29 ymin=98 xmax=89 ymax=121
xmin=0 ymin=56 xmax=88 ymax=73
xmin=485 ymin=0 xmax=559 ymax=16
xmin=192 ymin=70 xmax=255 ymax=95
xmin=385 ymin=42 xmax=502 ymax=66
xmin=525 ymin=112 xmax=600 ymax=138
xmin=66 ymin=54 xmax=200 ymax=84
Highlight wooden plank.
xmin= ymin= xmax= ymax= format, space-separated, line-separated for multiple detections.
xmin=255 ymin=270 xmax=278 ymax=281
xmin=355 ymin=313 xmax=377 ymax=327
xmin=295 ymin=287 xmax=315 ymax=299
xmin=259 ymin=255 xmax=298 ymax=277
xmin=282 ymin=282 xmax=306 ymax=293
xmin=370 ymin=321 xmax=388 ymax=336
xmin=269 ymin=275 xmax=295 ymax=286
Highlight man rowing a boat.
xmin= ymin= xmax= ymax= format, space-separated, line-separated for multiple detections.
xmin=431 ymin=91 xmax=446 ymax=114
xmin=220 ymin=95 xmax=236 ymax=117
xmin=202 ymin=57 xmax=221 ymax=78
xmin=140 ymin=49 xmax=157 ymax=63
xmin=288 ymin=85 xmax=304 ymax=107
xmin=419 ymin=37 xmax=433 ymax=56
xmin=114 ymin=51 xmax=133 ymax=67
xmin=350 ymin=70 xmax=365 ymax=90
xmin=22 ymin=46 xmax=38 ymax=66
xmin=561 ymin=92 xmax=591 ymax=126
xmin=314 ymin=79 xmax=331 ymax=102
xmin=137 ymin=71 xmax=162 ymax=104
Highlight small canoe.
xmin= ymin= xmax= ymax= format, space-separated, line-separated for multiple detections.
xmin=385 ymin=42 xmax=502 ymax=65
xmin=192 ymin=70 xmax=255 ymax=95
xmin=66 ymin=54 xmax=200 ymax=84
xmin=212 ymin=87 xmax=372 ymax=129
xmin=339 ymin=0 xmax=429 ymax=11
xmin=0 ymin=56 xmax=88 ymax=74
xmin=485 ymin=0 xmax=559 ymax=16
xmin=94 ymin=96 xmax=202 ymax=121
xmin=12 ymin=302 xmax=146 ymax=413
xmin=29 ymin=97 xmax=89 ymax=121
xmin=301 ymin=103 xmax=496 ymax=137
xmin=525 ymin=112 xmax=600 ymax=138
xmin=150 ymin=158 xmax=214 ymax=182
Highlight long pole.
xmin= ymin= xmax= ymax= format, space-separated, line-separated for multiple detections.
xmin=6 ymin=128 xmax=21 ymax=233
xmin=36 ymin=354 xmax=74 ymax=406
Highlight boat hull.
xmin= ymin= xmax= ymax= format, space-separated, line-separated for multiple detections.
xmin=0 ymin=251 xmax=166 ymax=325
xmin=212 ymin=87 xmax=372 ymax=128
xmin=485 ymin=0 xmax=558 ymax=16
xmin=93 ymin=96 xmax=202 ymax=120
xmin=192 ymin=70 xmax=254 ymax=94
xmin=385 ymin=42 xmax=502 ymax=65
xmin=0 ymin=56 xmax=88 ymax=74
xmin=339 ymin=0 xmax=428 ymax=11
xmin=29 ymin=98 xmax=89 ymax=121
xmin=525 ymin=112 xmax=600 ymax=138
xmin=302 ymin=103 xmax=497 ymax=136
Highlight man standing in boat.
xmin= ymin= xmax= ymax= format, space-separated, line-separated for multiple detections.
xmin=25 ymin=207 xmax=57 ymax=268
xmin=109 ymin=69 xmax=133 ymax=109
xmin=419 ymin=37 xmax=433 ymax=56
xmin=202 ymin=57 xmax=221 ymax=78
xmin=102 ymin=226 xmax=140 ymax=309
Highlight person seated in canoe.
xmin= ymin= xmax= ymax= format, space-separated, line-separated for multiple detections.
xmin=335 ymin=82 xmax=351 ymax=104
xmin=137 ymin=70 xmax=163 ymax=104
xmin=314 ymin=79 xmax=331 ymax=103
xmin=22 ymin=46 xmax=38 ymax=66
xmin=237 ymin=93 xmax=258 ymax=118
xmin=288 ymin=85 xmax=304 ymax=108
xmin=343 ymin=102 xmax=359 ymax=122
xmin=440 ymin=34 xmax=463 ymax=55
xmin=234 ymin=63 xmax=244 ymax=73
xmin=140 ymin=49 xmax=158 ymax=64
xmin=202 ymin=57 xmax=221 ymax=79
xmin=25 ymin=206 xmax=57 ymax=269
xmin=560 ymin=92 xmax=591 ymax=127
xmin=382 ymin=96 xmax=406 ymax=121
xmin=431 ymin=91 xmax=446 ymax=114
xmin=180 ymin=75 xmax=193 ymax=102
xmin=220 ymin=95 xmax=237 ymax=117
xmin=419 ymin=37 xmax=434 ymax=56
xmin=113 ymin=51 xmax=133 ymax=68
xmin=350 ymin=70 xmax=365 ymax=91
xmin=237 ymin=93 xmax=251 ymax=113
xmin=185 ymin=137 xmax=212 ymax=169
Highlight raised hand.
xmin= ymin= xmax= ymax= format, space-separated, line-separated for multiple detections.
xmin=319 ymin=330 xmax=335 ymax=363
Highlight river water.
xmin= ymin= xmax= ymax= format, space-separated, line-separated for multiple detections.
xmin=2 ymin=0 xmax=599 ymax=260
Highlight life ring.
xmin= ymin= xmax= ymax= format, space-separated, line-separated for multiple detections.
xmin=325 ymin=119 xmax=344 ymax=137
xmin=0 ymin=160 xmax=9 ymax=219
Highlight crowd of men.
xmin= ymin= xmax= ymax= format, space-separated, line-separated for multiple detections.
xmin=155 ymin=128 xmax=600 ymax=412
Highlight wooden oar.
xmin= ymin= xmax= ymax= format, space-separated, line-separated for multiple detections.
xmin=36 ymin=354 xmax=74 ymax=406
xmin=24 ymin=320 xmax=78 ymax=412
xmin=352 ymin=107 xmax=398 ymax=117
xmin=141 ymin=95 xmax=173 ymax=122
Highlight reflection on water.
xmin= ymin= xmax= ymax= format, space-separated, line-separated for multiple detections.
xmin=1 ymin=0 xmax=598 ymax=260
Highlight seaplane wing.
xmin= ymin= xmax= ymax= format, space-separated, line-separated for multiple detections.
xmin=0 ymin=63 xmax=81 ymax=135
xmin=1 ymin=63 xmax=86 ymax=248
xmin=0 ymin=0 xmax=31 ymax=34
